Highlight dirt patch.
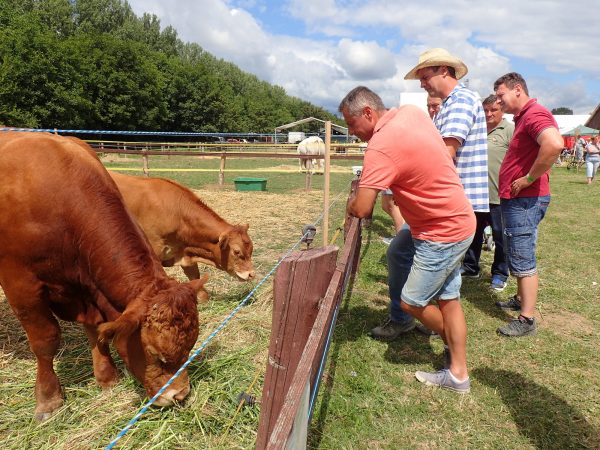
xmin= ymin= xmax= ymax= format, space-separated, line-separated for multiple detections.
xmin=540 ymin=308 xmax=598 ymax=339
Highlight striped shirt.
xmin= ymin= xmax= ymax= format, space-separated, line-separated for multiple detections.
xmin=435 ymin=84 xmax=489 ymax=212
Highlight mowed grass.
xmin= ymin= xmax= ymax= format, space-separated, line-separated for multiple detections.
xmin=1 ymin=158 xmax=599 ymax=449
xmin=101 ymin=153 xmax=360 ymax=193
xmin=310 ymin=166 xmax=600 ymax=450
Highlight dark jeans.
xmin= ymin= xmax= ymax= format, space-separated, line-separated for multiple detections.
xmin=386 ymin=225 xmax=415 ymax=324
xmin=461 ymin=206 xmax=508 ymax=281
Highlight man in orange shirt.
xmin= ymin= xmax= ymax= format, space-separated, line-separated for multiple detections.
xmin=341 ymin=86 xmax=475 ymax=393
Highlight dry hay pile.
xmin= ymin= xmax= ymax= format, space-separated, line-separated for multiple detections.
xmin=0 ymin=187 xmax=343 ymax=449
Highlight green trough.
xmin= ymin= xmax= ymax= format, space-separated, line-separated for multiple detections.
xmin=234 ymin=177 xmax=268 ymax=191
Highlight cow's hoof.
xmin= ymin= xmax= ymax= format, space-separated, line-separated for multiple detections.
xmin=35 ymin=411 xmax=54 ymax=422
xmin=98 ymin=377 xmax=119 ymax=389
xmin=34 ymin=397 xmax=63 ymax=421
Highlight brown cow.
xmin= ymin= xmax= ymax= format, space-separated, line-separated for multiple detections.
xmin=108 ymin=171 xmax=255 ymax=285
xmin=0 ymin=132 xmax=208 ymax=420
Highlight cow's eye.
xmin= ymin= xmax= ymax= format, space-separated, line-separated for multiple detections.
xmin=147 ymin=345 xmax=167 ymax=364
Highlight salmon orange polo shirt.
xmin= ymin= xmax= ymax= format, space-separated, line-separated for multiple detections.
xmin=359 ymin=105 xmax=475 ymax=243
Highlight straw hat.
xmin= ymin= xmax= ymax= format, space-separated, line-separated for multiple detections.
xmin=404 ymin=48 xmax=468 ymax=80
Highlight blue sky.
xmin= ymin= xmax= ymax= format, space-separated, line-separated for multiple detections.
xmin=127 ymin=0 xmax=599 ymax=116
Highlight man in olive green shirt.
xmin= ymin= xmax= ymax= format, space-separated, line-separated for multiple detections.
xmin=461 ymin=94 xmax=514 ymax=291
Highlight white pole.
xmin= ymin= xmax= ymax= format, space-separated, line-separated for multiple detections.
xmin=323 ymin=121 xmax=331 ymax=246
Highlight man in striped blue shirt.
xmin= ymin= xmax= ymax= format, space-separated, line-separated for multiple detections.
xmin=406 ymin=48 xmax=489 ymax=275
xmin=369 ymin=48 xmax=488 ymax=343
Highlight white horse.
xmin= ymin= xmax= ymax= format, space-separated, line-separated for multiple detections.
xmin=297 ymin=136 xmax=325 ymax=173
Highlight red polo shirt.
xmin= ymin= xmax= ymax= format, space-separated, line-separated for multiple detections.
xmin=499 ymin=99 xmax=557 ymax=199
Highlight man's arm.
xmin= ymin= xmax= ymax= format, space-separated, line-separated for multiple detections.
xmin=443 ymin=137 xmax=461 ymax=160
xmin=347 ymin=187 xmax=380 ymax=218
xmin=510 ymin=127 xmax=564 ymax=196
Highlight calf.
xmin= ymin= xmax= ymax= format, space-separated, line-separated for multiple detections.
xmin=109 ymin=171 xmax=255 ymax=286
xmin=0 ymin=132 xmax=208 ymax=420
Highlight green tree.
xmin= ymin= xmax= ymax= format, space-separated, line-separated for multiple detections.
xmin=552 ymin=107 xmax=573 ymax=115
xmin=0 ymin=0 xmax=342 ymax=132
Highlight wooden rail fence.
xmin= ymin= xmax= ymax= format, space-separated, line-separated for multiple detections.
xmin=256 ymin=204 xmax=362 ymax=449
xmin=87 ymin=141 xmax=364 ymax=189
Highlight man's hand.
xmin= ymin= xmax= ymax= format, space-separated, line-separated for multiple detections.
xmin=347 ymin=187 xmax=379 ymax=218
xmin=510 ymin=175 xmax=532 ymax=196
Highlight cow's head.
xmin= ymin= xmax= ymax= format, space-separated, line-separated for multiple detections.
xmin=97 ymin=275 xmax=208 ymax=406
xmin=218 ymin=224 xmax=255 ymax=281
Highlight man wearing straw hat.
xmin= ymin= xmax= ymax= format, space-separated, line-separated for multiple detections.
xmin=405 ymin=48 xmax=489 ymax=276
xmin=370 ymin=49 xmax=489 ymax=341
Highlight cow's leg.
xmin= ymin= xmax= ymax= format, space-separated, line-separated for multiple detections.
xmin=84 ymin=324 xmax=119 ymax=388
xmin=181 ymin=263 xmax=200 ymax=280
xmin=181 ymin=264 xmax=209 ymax=303
xmin=7 ymin=297 xmax=64 ymax=420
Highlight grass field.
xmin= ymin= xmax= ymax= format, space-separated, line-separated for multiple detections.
xmin=0 ymin=157 xmax=598 ymax=449
xmin=310 ymin=165 xmax=600 ymax=450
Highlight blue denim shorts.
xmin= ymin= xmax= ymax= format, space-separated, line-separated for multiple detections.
xmin=401 ymin=235 xmax=473 ymax=307
xmin=500 ymin=196 xmax=550 ymax=277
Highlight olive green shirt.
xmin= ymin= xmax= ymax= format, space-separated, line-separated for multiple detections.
xmin=488 ymin=118 xmax=514 ymax=205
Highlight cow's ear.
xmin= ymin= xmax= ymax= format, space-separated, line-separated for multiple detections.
xmin=242 ymin=223 xmax=250 ymax=231
xmin=188 ymin=273 xmax=209 ymax=299
xmin=97 ymin=312 xmax=140 ymax=345
xmin=218 ymin=231 xmax=229 ymax=247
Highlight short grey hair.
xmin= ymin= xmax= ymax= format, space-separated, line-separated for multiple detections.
xmin=482 ymin=94 xmax=498 ymax=106
xmin=338 ymin=86 xmax=386 ymax=116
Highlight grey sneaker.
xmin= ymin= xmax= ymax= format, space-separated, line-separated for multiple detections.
xmin=460 ymin=267 xmax=481 ymax=279
xmin=370 ymin=318 xmax=415 ymax=341
xmin=497 ymin=317 xmax=537 ymax=337
xmin=495 ymin=294 xmax=521 ymax=311
xmin=415 ymin=322 xmax=439 ymax=337
xmin=415 ymin=369 xmax=470 ymax=393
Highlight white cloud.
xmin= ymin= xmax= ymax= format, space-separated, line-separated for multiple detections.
xmin=336 ymin=39 xmax=397 ymax=80
xmin=127 ymin=0 xmax=600 ymax=116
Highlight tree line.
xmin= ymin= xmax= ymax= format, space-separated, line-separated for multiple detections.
xmin=0 ymin=0 xmax=343 ymax=133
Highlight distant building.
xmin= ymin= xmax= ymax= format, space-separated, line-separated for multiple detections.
xmin=554 ymin=114 xmax=592 ymax=135
xmin=585 ymin=104 xmax=600 ymax=130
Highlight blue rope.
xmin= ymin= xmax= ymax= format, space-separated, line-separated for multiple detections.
xmin=105 ymin=186 xmax=350 ymax=449
xmin=0 ymin=127 xmax=282 ymax=138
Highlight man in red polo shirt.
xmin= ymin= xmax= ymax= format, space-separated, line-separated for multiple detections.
xmin=493 ymin=73 xmax=563 ymax=336
xmin=340 ymin=86 xmax=475 ymax=393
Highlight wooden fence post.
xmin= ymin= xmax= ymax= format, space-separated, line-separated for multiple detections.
xmin=256 ymin=246 xmax=338 ymax=449
xmin=262 ymin=217 xmax=362 ymax=449
xmin=219 ymin=153 xmax=226 ymax=185
xmin=142 ymin=151 xmax=149 ymax=177
xmin=323 ymin=121 xmax=331 ymax=246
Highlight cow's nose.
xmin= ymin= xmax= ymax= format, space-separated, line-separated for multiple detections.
xmin=154 ymin=384 xmax=190 ymax=406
